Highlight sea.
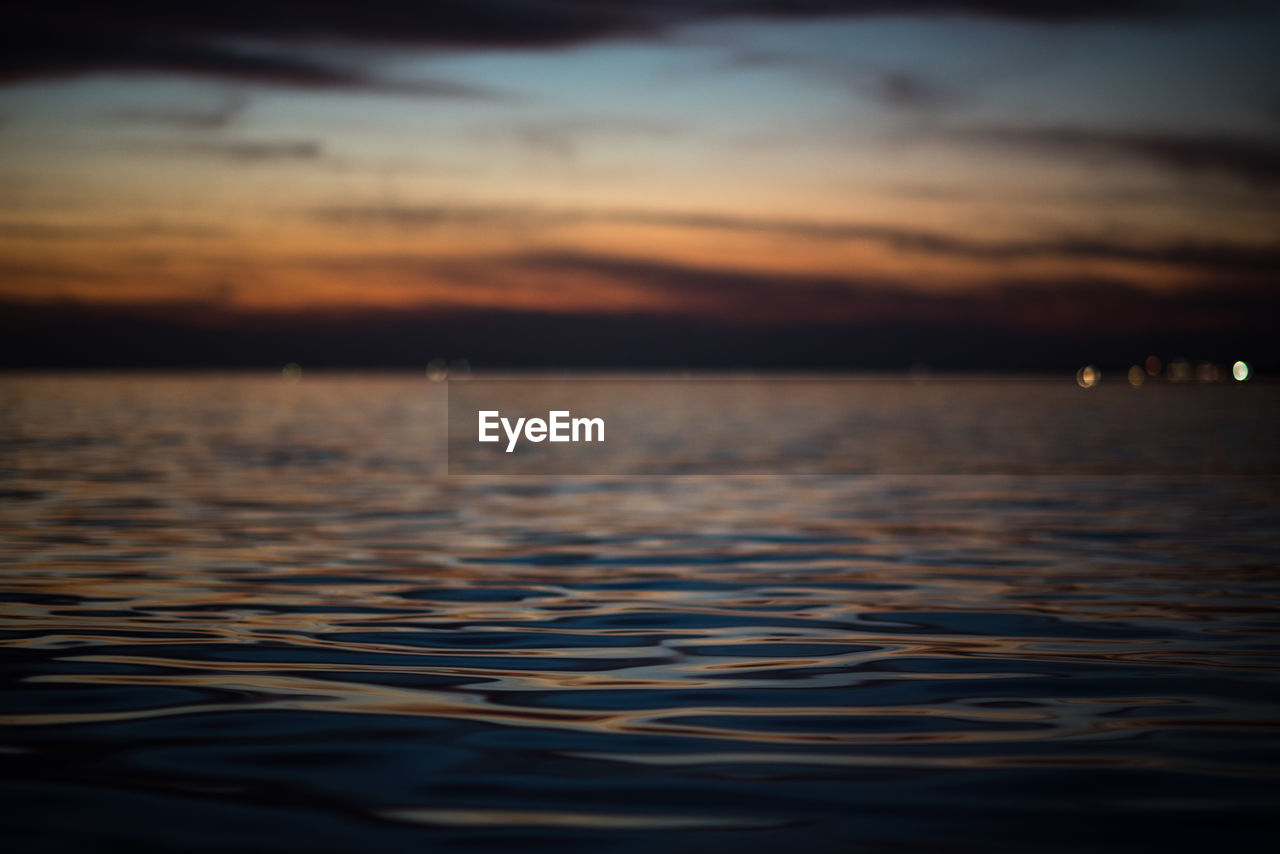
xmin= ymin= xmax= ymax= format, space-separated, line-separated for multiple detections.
xmin=2 ymin=373 xmax=1278 ymax=853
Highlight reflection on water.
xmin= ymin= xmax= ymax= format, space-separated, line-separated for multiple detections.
xmin=2 ymin=374 xmax=1279 ymax=853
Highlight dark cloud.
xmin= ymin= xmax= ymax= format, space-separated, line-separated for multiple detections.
xmin=721 ymin=1 xmax=1175 ymax=22
xmin=162 ymin=139 xmax=323 ymax=161
xmin=499 ymin=249 xmax=1243 ymax=326
xmin=491 ymin=248 xmax=1280 ymax=334
xmin=1014 ymin=235 xmax=1280 ymax=274
xmin=618 ymin=216 xmax=1280 ymax=274
xmin=474 ymin=117 xmax=685 ymax=161
xmin=0 ymin=9 xmax=505 ymax=95
xmin=313 ymin=203 xmax=1280 ymax=276
xmin=316 ymin=205 xmax=549 ymax=229
xmin=709 ymin=48 xmax=967 ymax=114
xmin=508 ymin=250 xmax=903 ymax=323
xmin=614 ymin=211 xmax=1280 ymax=275
xmin=718 ymin=48 xmax=795 ymax=71
xmin=5 ymin=246 xmax=1275 ymax=370
xmin=108 ymin=95 xmax=246 ymax=129
xmin=1 ymin=2 xmax=1189 ymax=89
xmin=306 ymin=244 xmax=1272 ymax=333
xmin=0 ymin=221 xmax=224 ymax=240
xmin=962 ymin=125 xmax=1280 ymax=187
xmin=865 ymin=72 xmax=962 ymax=111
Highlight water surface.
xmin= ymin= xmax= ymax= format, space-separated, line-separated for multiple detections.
xmin=2 ymin=374 xmax=1279 ymax=852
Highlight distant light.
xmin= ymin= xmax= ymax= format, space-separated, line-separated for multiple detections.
xmin=426 ymin=358 xmax=448 ymax=382
xmin=1196 ymin=362 xmax=1216 ymax=383
xmin=1233 ymin=361 xmax=1250 ymax=382
xmin=450 ymin=358 xmax=472 ymax=380
xmin=1076 ymin=365 xmax=1099 ymax=388
xmin=1169 ymin=358 xmax=1192 ymax=383
xmin=1145 ymin=355 xmax=1162 ymax=377
xmin=1128 ymin=365 xmax=1144 ymax=388
xmin=282 ymin=362 xmax=302 ymax=382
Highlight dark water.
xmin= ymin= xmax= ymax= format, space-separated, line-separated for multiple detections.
xmin=3 ymin=374 xmax=1279 ymax=853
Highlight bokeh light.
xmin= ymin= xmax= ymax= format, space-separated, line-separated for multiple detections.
xmin=450 ymin=359 xmax=473 ymax=380
xmin=1233 ymin=361 xmax=1250 ymax=381
xmin=1076 ymin=365 xmax=1099 ymax=388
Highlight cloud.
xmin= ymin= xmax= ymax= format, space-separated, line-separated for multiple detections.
xmin=152 ymin=138 xmax=324 ymax=161
xmin=864 ymin=72 xmax=963 ymax=111
xmin=717 ymin=48 xmax=796 ymax=71
xmin=721 ymin=1 xmax=1175 ymax=23
xmin=471 ymin=117 xmax=685 ymax=161
xmin=0 ymin=3 xmax=1189 ymax=89
xmin=313 ymin=203 xmax=1280 ymax=276
xmin=107 ymin=94 xmax=247 ymax=129
xmin=505 ymin=250 xmax=901 ymax=323
xmin=492 ymin=248 xmax=1279 ymax=331
xmin=182 ymin=244 xmax=1280 ymax=338
xmin=0 ymin=10 xmax=506 ymax=96
xmin=960 ymin=125 xmax=1280 ymax=187
xmin=315 ymin=205 xmax=548 ymax=229
xmin=5 ymin=240 xmax=1277 ymax=368
xmin=709 ymin=48 xmax=967 ymax=114
xmin=0 ymin=221 xmax=224 ymax=240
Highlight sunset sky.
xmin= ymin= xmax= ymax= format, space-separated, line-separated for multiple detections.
xmin=2 ymin=2 xmax=1278 ymax=368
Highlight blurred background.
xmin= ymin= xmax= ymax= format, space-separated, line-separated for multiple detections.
xmin=1 ymin=1 xmax=1277 ymax=371
xmin=4 ymin=5 xmax=1280 ymax=854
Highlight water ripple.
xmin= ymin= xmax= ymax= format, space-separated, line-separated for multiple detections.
xmin=3 ymin=376 xmax=1279 ymax=852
